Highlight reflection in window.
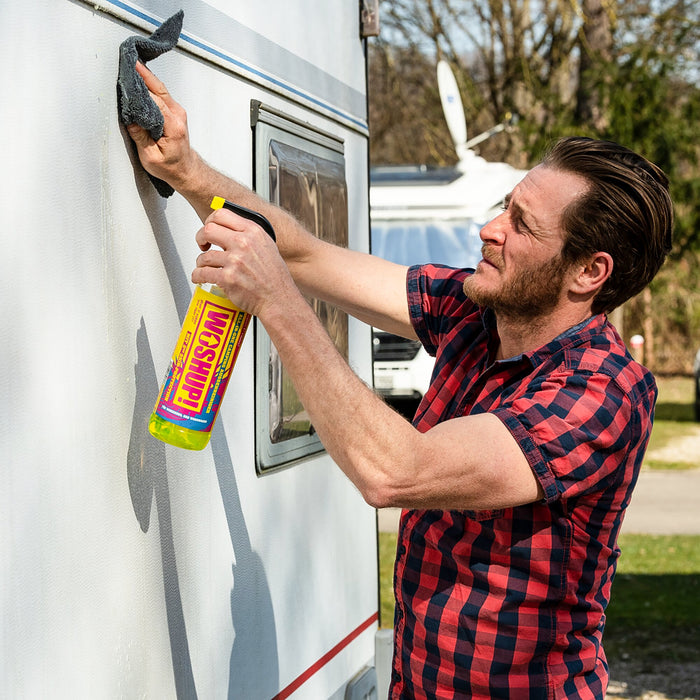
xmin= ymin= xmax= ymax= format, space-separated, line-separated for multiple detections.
xmin=268 ymin=141 xmax=348 ymax=443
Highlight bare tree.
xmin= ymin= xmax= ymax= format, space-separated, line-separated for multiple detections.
xmin=371 ymin=0 xmax=589 ymax=166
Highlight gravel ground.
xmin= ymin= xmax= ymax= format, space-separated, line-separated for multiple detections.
xmin=607 ymin=659 xmax=699 ymax=700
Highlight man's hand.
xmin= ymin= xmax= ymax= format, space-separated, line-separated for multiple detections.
xmin=126 ymin=62 xmax=199 ymax=190
xmin=192 ymin=207 xmax=300 ymax=320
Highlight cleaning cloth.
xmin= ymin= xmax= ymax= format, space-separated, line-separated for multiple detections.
xmin=117 ymin=10 xmax=184 ymax=197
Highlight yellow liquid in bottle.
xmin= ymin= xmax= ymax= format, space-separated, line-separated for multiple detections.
xmin=148 ymin=411 xmax=213 ymax=451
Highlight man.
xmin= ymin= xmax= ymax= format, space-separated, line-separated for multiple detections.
xmin=127 ymin=62 xmax=673 ymax=698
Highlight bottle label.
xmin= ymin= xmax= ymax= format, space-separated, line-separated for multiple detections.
xmin=154 ymin=286 xmax=250 ymax=432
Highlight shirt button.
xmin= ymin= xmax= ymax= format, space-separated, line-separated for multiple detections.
xmin=397 ymin=544 xmax=406 ymax=556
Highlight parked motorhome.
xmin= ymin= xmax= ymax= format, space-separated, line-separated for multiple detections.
xmin=0 ymin=1 xmax=381 ymax=698
xmin=370 ymin=63 xmax=528 ymax=404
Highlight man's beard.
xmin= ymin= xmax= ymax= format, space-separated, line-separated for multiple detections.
xmin=463 ymin=246 xmax=568 ymax=321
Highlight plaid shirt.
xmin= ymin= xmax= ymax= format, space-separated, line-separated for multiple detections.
xmin=390 ymin=265 xmax=656 ymax=699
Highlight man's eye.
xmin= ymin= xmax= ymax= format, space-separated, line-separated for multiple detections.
xmin=511 ymin=212 xmax=530 ymax=235
xmin=517 ymin=220 xmax=531 ymax=235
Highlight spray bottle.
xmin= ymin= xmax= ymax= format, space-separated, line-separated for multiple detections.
xmin=148 ymin=197 xmax=277 ymax=450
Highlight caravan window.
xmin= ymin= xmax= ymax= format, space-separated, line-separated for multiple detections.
xmin=253 ymin=104 xmax=348 ymax=470
xmin=371 ymin=220 xmax=483 ymax=269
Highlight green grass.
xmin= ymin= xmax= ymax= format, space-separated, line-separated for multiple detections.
xmin=644 ymin=456 xmax=698 ymax=471
xmin=653 ymin=375 xmax=696 ymax=409
xmin=379 ymin=531 xmax=397 ymax=628
xmin=605 ymin=534 xmax=700 ymax=664
xmin=652 ymin=376 xmax=695 ymax=422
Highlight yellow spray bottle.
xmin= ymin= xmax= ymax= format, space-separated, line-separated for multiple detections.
xmin=148 ymin=197 xmax=276 ymax=450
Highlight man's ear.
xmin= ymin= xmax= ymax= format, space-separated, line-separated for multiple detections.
xmin=570 ymin=252 xmax=614 ymax=296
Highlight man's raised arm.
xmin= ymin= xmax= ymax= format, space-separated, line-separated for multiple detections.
xmin=126 ymin=61 xmax=414 ymax=338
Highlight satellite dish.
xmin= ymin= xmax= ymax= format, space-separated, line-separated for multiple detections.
xmin=437 ymin=60 xmax=471 ymax=166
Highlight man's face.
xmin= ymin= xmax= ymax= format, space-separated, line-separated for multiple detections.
xmin=463 ymin=166 xmax=589 ymax=321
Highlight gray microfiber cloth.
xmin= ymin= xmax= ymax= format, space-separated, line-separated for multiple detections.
xmin=117 ymin=10 xmax=184 ymax=198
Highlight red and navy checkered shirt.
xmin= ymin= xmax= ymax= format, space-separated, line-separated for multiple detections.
xmin=390 ymin=265 xmax=656 ymax=699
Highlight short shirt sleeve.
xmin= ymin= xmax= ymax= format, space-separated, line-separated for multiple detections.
xmin=407 ymin=264 xmax=476 ymax=357
xmin=494 ymin=367 xmax=638 ymax=505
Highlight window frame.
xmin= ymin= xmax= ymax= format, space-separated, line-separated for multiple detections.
xmin=252 ymin=102 xmax=348 ymax=472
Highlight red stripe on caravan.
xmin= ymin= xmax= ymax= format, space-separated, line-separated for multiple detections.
xmin=271 ymin=611 xmax=379 ymax=700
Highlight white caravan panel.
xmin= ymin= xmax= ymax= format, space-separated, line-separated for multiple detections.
xmin=0 ymin=1 xmax=378 ymax=698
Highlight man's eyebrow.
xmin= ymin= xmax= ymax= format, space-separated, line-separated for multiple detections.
xmin=504 ymin=193 xmax=537 ymax=233
xmin=504 ymin=193 xmax=525 ymax=221
xmin=505 ymin=193 xmax=525 ymax=220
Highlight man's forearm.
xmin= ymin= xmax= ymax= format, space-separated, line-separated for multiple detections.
xmin=171 ymin=152 xmax=323 ymax=277
xmin=171 ymin=153 xmax=297 ymax=241
xmin=168 ymin=152 xmax=237 ymax=222
xmin=257 ymin=285 xmax=417 ymax=507
xmin=193 ymin=206 xmax=541 ymax=512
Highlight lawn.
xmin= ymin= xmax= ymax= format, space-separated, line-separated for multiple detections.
xmin=604 ymin=534 xmax=700 ymax=665
xmin=645 ymin=375 xmax=700 ymax=470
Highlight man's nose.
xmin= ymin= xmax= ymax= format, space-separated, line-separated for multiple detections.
xmin=479 ymin=212 xmax=508 ymax=244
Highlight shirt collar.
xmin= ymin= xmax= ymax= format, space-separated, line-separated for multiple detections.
xmin=480 ymin=308 xmax=605 ymax=366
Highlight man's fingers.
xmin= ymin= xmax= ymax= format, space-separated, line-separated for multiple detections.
xmin=135 ymin=61 xmax=168 ymax=99
xmin=196 ymin=249 xmax=228 ymax=270
xmin=133 ymin=61 xmax=189 ymax=145
xmin=133 ymin=62 xmax=168 ymax=117
xmin=195 ymin=223 xmax=234 ymax=252
xmin=196 ymin=211 xmax=250 ymax=250
xmin=134 ymin=61 xmax=181 ymax=116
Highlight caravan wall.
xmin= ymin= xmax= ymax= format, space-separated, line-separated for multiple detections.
xmin=0 ymin=1 xmax=378 ymax=698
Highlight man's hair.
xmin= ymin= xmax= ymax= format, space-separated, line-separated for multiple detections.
xmin=541 ymin=136 xmax=674 ymax=314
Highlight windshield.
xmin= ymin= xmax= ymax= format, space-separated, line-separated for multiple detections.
xmin=371 ymin=219 xmax=483 ymax=268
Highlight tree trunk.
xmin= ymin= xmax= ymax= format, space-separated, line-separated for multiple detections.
xmin=576 ymin=0 xmax=614 ymax=131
